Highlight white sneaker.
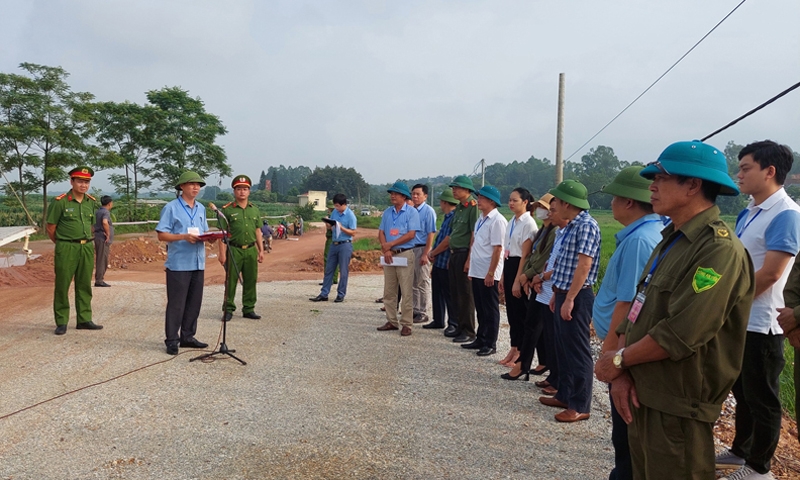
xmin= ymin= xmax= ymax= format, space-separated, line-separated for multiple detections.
xmin=721 ymin=465 xmax=775 ymax=480
xmin=715 ymin=448 xmax=746 ymax=469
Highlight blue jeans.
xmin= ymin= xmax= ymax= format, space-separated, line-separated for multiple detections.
xmin=320 ymin=241 xmax=353 ymax=299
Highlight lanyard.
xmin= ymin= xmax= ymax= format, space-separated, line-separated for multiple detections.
xmin=735 ymin=209 xmax=761 ymax=238
xmin=508 ymin=216 xmax=517 ymax=238
xmin=390 ymin=207 xmax=404 ymax=225
xmin=180 ymin=199 xmax=198 ymax=225
xmin=476 ymin=215 xmax=489 ymax=233
xmin=643 ymin=233 xmax=684 ymax=288
xmin=619 ymin=219 xmax=661 ymax=244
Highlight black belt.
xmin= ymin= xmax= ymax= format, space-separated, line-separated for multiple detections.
xmin=60 ymin=239 xmax=91 ymax=244
xmin=450 ymin=247 xmax=469 ymax=253
xmin=412 ymin=244 xmax=426 ymax=248
xmin=231 ymin=242 xmax=256 ymax=249
xmin=553 ymin=285 xmax=592 ymax=294
xmin=391 ymin=247 xmax=413 ymax=254
xmin=333 ymin=240 xmax=352 ymax=245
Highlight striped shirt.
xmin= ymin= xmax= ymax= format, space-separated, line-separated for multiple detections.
xmin=551 ymin=210 xmax=601 ymax=291
xmin=433 ymin=210 xmax=455 ymax=269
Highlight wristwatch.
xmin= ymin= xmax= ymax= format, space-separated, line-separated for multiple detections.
xmin=538 ymin=272 xmax=545 ymax=281
xmin=613 ymin=348 xmax=626 ymax=369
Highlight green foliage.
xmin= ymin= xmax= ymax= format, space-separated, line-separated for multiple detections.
xmin=201 ymin=186 xmax=222 ymax=200
xmin=353 ymin=237 xmax=380 ymax=251
xmin=303 ymin=165 xmax=370 ymax=202
xmin=249 ymin=189 xmax=276 ymax=203
xmin=565 ymin=146 xmax=629 ymax=210
xmin=781 ymin=342 xmax=795 ymax=419
xmin=293 ymin=202 xmax=316 ymax=221
xmin=266 ymin=165 xmax=311 ymax=195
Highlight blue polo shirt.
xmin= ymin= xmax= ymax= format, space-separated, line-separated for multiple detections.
xmin=156 ymin=197 xmax=210 ymax=271
xmin=412 ymin=202 xmax=437 ymax=246
xmin=331 ymin=206 xmax=358 ymax=242
xmin=379 ymin=203 xmax=420 ymax=250
xmin=592 ymin=213 xmax=662 ymax=340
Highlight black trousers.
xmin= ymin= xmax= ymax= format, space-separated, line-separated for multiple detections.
xmin=503 ymin=257 xmax=526 ymax=348
xmin=731 ymin=331 xmax=785 ymax=474
xmin=449 ymin=251 xmax=475 ymax=337
xmin=552 ymin=289 xmax=594 ymax=413
xmin=518 ymin=297 xmax=551 ymax=372
xmin=471 ymin=277 xmax=499 ymax=349
xmin=609 ymin=386 xmax=633 ymax=480
xmin=165 ymin=269 xmax=204 ymax=347
xmin=431 ymin=266 xmax=456 ymax=328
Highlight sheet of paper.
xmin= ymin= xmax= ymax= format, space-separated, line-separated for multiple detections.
xmin=380 ymin=256 xmax=408 ymax=267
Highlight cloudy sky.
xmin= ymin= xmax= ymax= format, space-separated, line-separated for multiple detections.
xmin=2 ymin=0 xmax=799 ymax=192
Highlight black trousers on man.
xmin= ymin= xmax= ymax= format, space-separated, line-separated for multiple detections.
xmin=431 ymin=265 xmax=456 ymax=329
xmin=609 ymin=386 xmax=633 ymax=480
xmin=552 ymin=288 xmax=594 ymax=414
xmin=448 ymin=251 xmax=475 ymax=337
xmin=165 ymin=269 xmax=204 ymax=348
xmin=471 ymin=277 xmax=499 ymax=349
xmin=731 ymin=331 xmax=785 ymax=475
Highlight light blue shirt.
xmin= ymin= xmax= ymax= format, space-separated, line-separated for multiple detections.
xmin=412 ymin=202 xmax=437 ymax=246
xmin=379 ymin=203 xmax=420 ymax=250
xmin=331 ymin=206 xmax=357 ymax=242
xmin=156 ymin=197 xmax=210 ymax=271
xmin=592 ymin=213 xmax=663 ymax=340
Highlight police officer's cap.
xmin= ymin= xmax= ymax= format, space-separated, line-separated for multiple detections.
xmin=387 ymin=181 xmax=411 ymax=198
xmin=232 ymin=175 xmax=252 ymax=188
xmin=640 ymin=141 xmax=739 ymax=196
xmin=175 ymin=171 xmax=207 ymax=190
xmin=69 ymin=166 xmax=94 ymax=180
xmin=449 ymin=175 xmax=476 ymax=193
xmin=549 ymin=179 xmax=590 ymax=210
xmin=602 ymin=166 xmax=653 ymax=204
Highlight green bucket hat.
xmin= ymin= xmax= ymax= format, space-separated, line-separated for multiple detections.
xmin=449 ymin=175 xmax=475 ymax=193
xmin=326 ymin=200 xmax=334 ymax=209
xmin=175 ymin=171 xmax=207 ymax=190
xmin=602 ymin=166 xmax=653 ymax=204
xmin=476 ymin=185 xmax=502 ymax=207
xmin=438 ymin=187 xmax=458 ymax=205
xmin=387 ymin=181 xmax=411 ymax=198
xmin=549 ymin=179 xmax=590 ymax=210
xmin=639 ymin=140 xmax=739 ymax=196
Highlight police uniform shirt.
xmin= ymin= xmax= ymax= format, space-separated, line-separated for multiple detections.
xmin=220 ymin=202 xmax=261 ymax=246
xmin=46 ymin=190 xmax=97 ymax=241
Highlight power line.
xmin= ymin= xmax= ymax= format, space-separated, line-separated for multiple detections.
xmin=564 ymin=0 xmax=748 ymax=162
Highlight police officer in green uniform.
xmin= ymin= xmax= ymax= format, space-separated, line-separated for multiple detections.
xmin=46 ymin=166 xmax=104 ymax=335
xmin=595 ymin=141 xmax=755 ymax=480
xmin=216 ymin=175 xmax=264 ymax=321
xmin=446 ymin=175 xmax=480 ymax=342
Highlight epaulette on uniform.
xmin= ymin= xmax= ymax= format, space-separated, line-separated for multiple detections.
xmin=712 ymin=223 xmax=731 ymax=239
xmin=86 ymin=194 xmax=96 ymax=201
xmin=55 ymin=193 xmax=67 ymax=200
xmin=469 ymin=199 xmax=477 ymax=207
xmin=222 ymin=202 xmax=233 ymax=208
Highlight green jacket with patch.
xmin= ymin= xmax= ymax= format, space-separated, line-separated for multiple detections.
xmin=618 ymin=205 xmax=754 ymax=423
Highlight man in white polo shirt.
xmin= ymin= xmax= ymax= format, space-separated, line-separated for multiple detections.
xmin=716 ymin=140 xmax=800 ymax=480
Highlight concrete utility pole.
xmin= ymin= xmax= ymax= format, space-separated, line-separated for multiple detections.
xmin=481 ymin=158 xmax=486 ymax=188
xmin=555 ymin=73 xmax=565 ymax=184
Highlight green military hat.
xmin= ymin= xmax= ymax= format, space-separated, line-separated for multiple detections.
xmin=175 ymin=171 xmax=206 ymax=190
xmin=439 ymin=187 xmax=458 ymax=205
xmin=640 ymin=140 xmax=739 ymax=196
xmin=69 ymin=166 xmax=94 ymax=179
xmin=602 ymin=166 xmax=653 ymax=204
xmin=449 ymin=175 xmax=476 ymax=193
xmin=387 ymin=181 xmax=411 ymax=198
xmin=549 ymin=179 xmax=590 ymax=210
xmin=326 ymin=200 xmax=335 ymax=209
xmin=476 ymin=185 xmax=502 ymax=207
xmin=232 ymin=175 xmax=252 ymax=188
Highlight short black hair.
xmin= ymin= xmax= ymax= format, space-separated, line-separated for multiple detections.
xmin=412 ymin=184 xmax=428 ymax=195
xmin=739 ymin=140 xmax=794 ymax=185
xmin=332 ymin=193 xmax=347 ymax=205
xmin=675 ymin=175 xmax=720 ymax=203
xmin=101 ymin=195 xmax=113 ymax=206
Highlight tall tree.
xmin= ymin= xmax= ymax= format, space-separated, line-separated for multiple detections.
xmin=568 ymin=146 xmax=628 ymax=209
xmin=145 ymin=87 xmax=231 ymax=190
xmin=256 ymin=169 xmax=267 ymax=191
xmin=0 ymin=71 xmax=39 ymax=211
xmin=303 ymin=165 xmax=369 ymax=201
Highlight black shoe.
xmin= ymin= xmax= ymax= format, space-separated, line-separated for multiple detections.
xmin=501 ymin=371 xmax=530 ymax=381
xmin=334 ymin=296 xmax=344 ymax=303
xmin=413 ymin=313 xmax=428 ymax=324
xmin=318 ymin=282 xmax=324 ymax=286
xmin=223 ymin=311 xmax=233 ymax=322
xmin=422 ymin=322 xmax=444 ymax=329
xmin=443 ymin=326 xmax=459 ymax=337
xmin=461 ymin=340 xmax=481 ymax=350
xmin=76 ymin=321 xmax=103 ymax=330
xmin=243 ymin=312 xmax=261 ymax=319
xmin=94 ymin=281 xmax=111 ymax=287
xmin=452 ymin=334 xmax=474 ymax=343
xmin=166 ymin=344 xmax=179 ymax=355
xmin=179 ymin=338 xmax=208 ymax=349
xmin=530 ymin=365 xmax=550 ymax=376
xmin=309 ymin=295 xmax=328 ymax=302
xmin=54 ymin=325 xmax=67 ymax=335
xmin=477 ymin=347 xmax=497 ymax=356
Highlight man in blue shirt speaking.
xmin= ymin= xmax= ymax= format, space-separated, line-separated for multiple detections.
xmin=310 ymin=193 xmax=358 ymax=303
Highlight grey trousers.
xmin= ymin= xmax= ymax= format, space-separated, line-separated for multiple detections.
xmin=94 ymin=238 xmax=110 ymax=283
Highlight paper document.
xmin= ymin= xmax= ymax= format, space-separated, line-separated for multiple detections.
xmin=380 ymin=256 xmax=408 ymax=267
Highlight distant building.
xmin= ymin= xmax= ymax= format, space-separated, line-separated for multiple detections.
xmin=298 ymin=190 xmax=327 ymax=211
xmin=264 ymin=179 xmax=272 ymax=192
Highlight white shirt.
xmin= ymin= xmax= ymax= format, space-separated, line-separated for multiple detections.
xmin=468 ymin=208 xmax=508 ymax=281
xmin=504 ymin=211 xmax=538 ymax=258
xmin=736 ymin=188 xmax=800 ymax=334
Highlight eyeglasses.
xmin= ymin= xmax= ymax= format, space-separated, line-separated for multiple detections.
xmin=647 ymin=160 xmax=671 ymax=175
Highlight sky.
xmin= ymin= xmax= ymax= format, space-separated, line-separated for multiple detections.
xmin=2 ymin=0 xmax=799 ymax=193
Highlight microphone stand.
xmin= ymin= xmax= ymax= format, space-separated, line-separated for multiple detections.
xmin=191 ymin=205 xmax=246 ymax=365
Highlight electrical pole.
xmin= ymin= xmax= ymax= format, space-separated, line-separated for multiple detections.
xmin=555 ymin=73 xmax=565 ymax=184
xmin=481 ymin=158 xmax=486 ymax=188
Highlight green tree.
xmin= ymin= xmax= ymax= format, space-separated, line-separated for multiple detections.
xmin=0 ymin=71 xmax=39 ymax=212
xmin=293 ymin=202 xmax=315 ymax=221
xmin=303 ymin=165 xmax=369 ymax=201
xmin=568 ymin=146 xmax=628 ymax=209
xmin=201 ymin=185 xmax=222 ymax=200
xmin=256 ymin=170 xmax=267 ymax=191
xmin=145 ymin=87 xmax=231 ymax=191
xmin=719 ymin=140 xmax=748 ymax=215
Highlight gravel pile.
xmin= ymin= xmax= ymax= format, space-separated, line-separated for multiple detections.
xmin=0 ymin=275 xmax=614 ymax=479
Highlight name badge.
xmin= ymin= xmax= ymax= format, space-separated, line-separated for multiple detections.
xmin=627 ymin=291 xmax=646 ymax=323
xmin=187 ymin=227 xmax=200 ymax=236
xmin=390 ymin=228 xmax=399 ymax=237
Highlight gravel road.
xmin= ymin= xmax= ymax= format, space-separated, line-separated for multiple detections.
xmin=0 ymin=275 xmax=614 ymax=479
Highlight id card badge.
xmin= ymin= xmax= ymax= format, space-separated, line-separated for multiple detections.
xmin=627 ymin=291 xmax=646 ymax=323
xmin=390 ymin=228 xmax=399 ymax=237
xmin=187 ymin=227 xmax=200 ymax=236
